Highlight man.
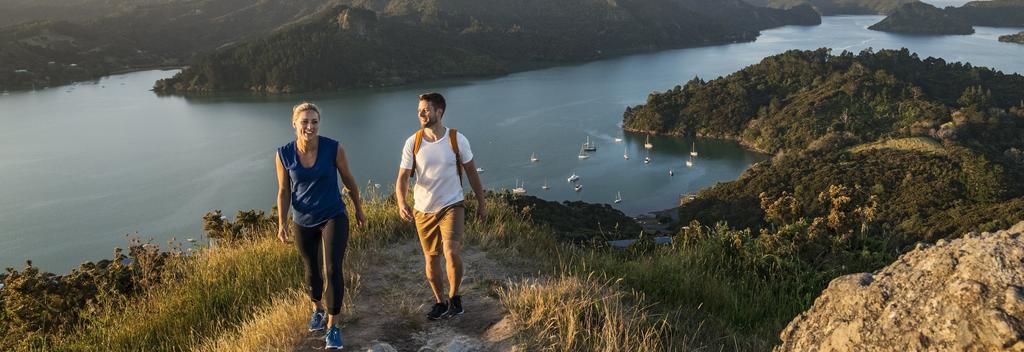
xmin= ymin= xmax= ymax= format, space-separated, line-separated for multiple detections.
xmin=396 ymin=92 xmax=487 ymax=320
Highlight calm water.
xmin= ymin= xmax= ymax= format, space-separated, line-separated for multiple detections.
xmin=3 ymin=15 xmax=1024 ymax=272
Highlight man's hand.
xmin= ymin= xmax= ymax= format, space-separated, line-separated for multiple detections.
xmin=399 ymin=203 xmax=414 ymax=222
xmin=475 ymin=203 xmax=488 ymax=222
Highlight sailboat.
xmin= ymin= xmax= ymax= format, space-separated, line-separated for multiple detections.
xmin=690 ymin=142 xmax=698 ymax=157
xmin=644 ymin=135 xmax=653 ymax=149
xmin=574 ymin=184 xmax=583 ymax=192
xmin=542 ymin=179 xmax=550 ymax=190
xmin=530 ymin=152 xmax=539 ymax=163
xmin=578 ymin=143 xmax=590 ymax=159
xmin=614 ymin=191 xmax=622 ymax=204
xmin=623 ymin=146 xmax=630 ymax=160
xmin=583 ymin=136 xmax=597 ymax=151
xmin=567 ymin=172 xmax=580 ymax=183
xmin=512 ymin=179 xmax=527 ymax=194
xmin=686 ymin=155 xmax=694 ymax=167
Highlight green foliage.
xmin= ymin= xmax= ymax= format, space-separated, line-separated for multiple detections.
xmin=496 ymin=193 xmax=643 ymax=243
xmin=1 ymin=237 xmax=181 ymax=351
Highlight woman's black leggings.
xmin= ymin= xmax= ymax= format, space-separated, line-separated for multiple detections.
xmin=295 ymin=214 xmax=349 ymax=316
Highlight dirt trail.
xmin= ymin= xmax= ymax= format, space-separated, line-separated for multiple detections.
xmin=295 ymin=241 xmax=531 ymax=351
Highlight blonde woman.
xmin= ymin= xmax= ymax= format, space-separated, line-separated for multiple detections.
xmin=276 ymin=101 xmax=365 ymax=350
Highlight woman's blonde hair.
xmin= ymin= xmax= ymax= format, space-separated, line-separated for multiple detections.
xmin=292 ymin=101 xmax=321 ymax=122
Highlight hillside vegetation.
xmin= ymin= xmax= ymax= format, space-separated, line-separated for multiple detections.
xmin=745 ymin=0 xmax=918 ymax=15
xmin=153 ymin=0 xmax=820 ymax=93
xmin=868 ymin=0 xmax=1024 ymax=35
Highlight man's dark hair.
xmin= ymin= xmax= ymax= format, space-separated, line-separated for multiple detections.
xmin=418 ymin=92 xmax=446 ymax=116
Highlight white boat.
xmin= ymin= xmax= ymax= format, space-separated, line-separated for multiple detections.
xmin=583 ymin=136 xmax=597 ymax=152
xmin=476 ymin=167 xmax=485 ymax=173
xmin=512 ymin=179 xmax=527 ymax=194
xmin=614 ymin=191 xmax=622 ymax=203
xmin=644 ymin=156 xmax=651 ymax=164
xmin=567 ymin=173 xmax=580 ymax=183
xmin=542 ymin=179 xmax=550 ymax=190
xmin=686 ymin=155 xmax=694 ymax=167
xmin=578 ymin=143 xmax=590 ymax=159
xmin=530 ymin=152 xmax=539 ymax=163
xmin=614 ymin=137 xmax=623 ymax=143
xmin=644 ymin=135 xmax=653 ymax=149
xmin=574 ymin=184 xmax=583 ymax=192
xmin=623 ymin=146 xmax=629 ymax=160
xmin=669 ymin=169 xmax=674 ymax=176
xmin=690 ymin=142 xmax=698 ymax=157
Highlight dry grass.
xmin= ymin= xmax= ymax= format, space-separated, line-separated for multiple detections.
xmin=498 ymin=273 xmax=672 ymax=352
xmin=848 ymin=136 xmax=946 ymax=155
xmin=191 ymin=289 xmax=310 ymax=352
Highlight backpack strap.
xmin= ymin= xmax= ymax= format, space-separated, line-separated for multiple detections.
xmin=449 ymin=128 xmax=463 ymax=186
xmin=410 ymin=128 xmax=424 ymax=179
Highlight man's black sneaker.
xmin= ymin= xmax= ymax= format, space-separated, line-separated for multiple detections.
xmin=446 ymin=295 xmax=464 ymax=317
xmin=427 ymin=302 xmax=449 ymax=320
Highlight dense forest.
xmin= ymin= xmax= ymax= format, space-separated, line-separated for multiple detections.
xmin=744 ymin=0 xmax=917 ymax=15
xmin=868 ymin=2 xmax=974 ymax=34
xmin=868 ymin=0 xmax=1024 ymax=34
xmin=0 ymin=0 xmax=335 ymax=91
xmin=153 ymin=0 xmax=820 ymax=93
xmin=624 ymin=48 xmax=1024 ymax=246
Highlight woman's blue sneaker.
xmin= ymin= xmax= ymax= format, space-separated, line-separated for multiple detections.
xmin=325 ymin=325 xmax=344 ymax=350
xmin=308 ymin=309 xmax=325 ymax=332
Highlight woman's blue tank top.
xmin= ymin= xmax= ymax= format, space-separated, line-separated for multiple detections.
xmin=278 ymin=136 xmax=346 ymax=227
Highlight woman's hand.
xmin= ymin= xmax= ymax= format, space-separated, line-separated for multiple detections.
xmin=355 ymin=209 xmax=367 ymax=228
xmin=277 ymin=225 xmax=290 ymax=243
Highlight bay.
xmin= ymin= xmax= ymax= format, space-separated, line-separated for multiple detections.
xmin=2 ymin=13 xmax=1022 ymax=272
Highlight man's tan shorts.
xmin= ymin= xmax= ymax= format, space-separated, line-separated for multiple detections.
xmin=413 ymin=202 xmax=465 ymax=256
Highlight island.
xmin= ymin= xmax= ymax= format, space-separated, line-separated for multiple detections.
xmin=1000 ymin=31 xmax=1024 ymax=44
xmin=868 ymin=2 xmax=974 ymax=34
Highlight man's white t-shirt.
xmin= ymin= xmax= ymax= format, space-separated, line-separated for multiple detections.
xmin=400 ymin=128 xmax=474 ymax=213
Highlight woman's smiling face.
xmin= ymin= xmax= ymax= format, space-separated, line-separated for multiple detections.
xmin=293 ymin=109 xmax=320 ymax=142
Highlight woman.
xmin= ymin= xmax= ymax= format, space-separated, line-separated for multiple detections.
xmin=276 ymin=101 xmax=365 ymax=350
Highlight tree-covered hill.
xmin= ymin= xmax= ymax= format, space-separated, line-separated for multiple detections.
xmin=153 ymin=0 xmax=821 ymax=93
xmin=868 ymin=2 xmax=974 ymax=34
xmin=0 ymin=0 xmax=334 ymax=91
xmin=867 ymin=0 xmax=1024 ymax=35
xmin=744 ymin=0 xmax=918 ymax=15
xmin=623 ymin=48 xmax=1024 ymax=246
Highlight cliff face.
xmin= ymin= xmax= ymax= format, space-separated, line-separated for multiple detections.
xmin=777 ymin=221 xmax=1024 ymax=351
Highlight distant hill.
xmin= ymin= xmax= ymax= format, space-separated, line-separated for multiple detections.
xmin=154 ymin=0 xmax=821 ymax=93
xmin=744 ymin=0 xmax=919 ymax=15
xmin=947 ymin=0 xmax=1024 ymax=27
xmin=868 ymin=0 xmax=1024 ymax=35
xmin=868 ymin=2 xmax=974 ymax=34
xmin=623 ymin=48 xmax=1024 ymax=242
xmin=0 ymin=0 xmax=333 ymax=91
xmin=1000 ymin=31 xmax=1024 ymax=43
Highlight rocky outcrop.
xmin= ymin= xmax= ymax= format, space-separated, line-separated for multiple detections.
xmin=777 ymin=221 xmax=1024 ymax=351
xmin=1000 ymin=31 xmax=1024 ymax=44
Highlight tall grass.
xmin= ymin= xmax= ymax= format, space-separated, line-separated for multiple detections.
xmin=499 ymin=273 xmax=672 ymax=351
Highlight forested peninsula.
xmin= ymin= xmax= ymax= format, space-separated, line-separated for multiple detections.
xmin=152 ymin=0 xmax=820 ymax=94
xmin=744 ymin=0 xmax=917 ymax=15
xmin=624 ymin=48 xmax=1024 ymax=244
xmin=869 ymin=0 xmax=1024 ymax=35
